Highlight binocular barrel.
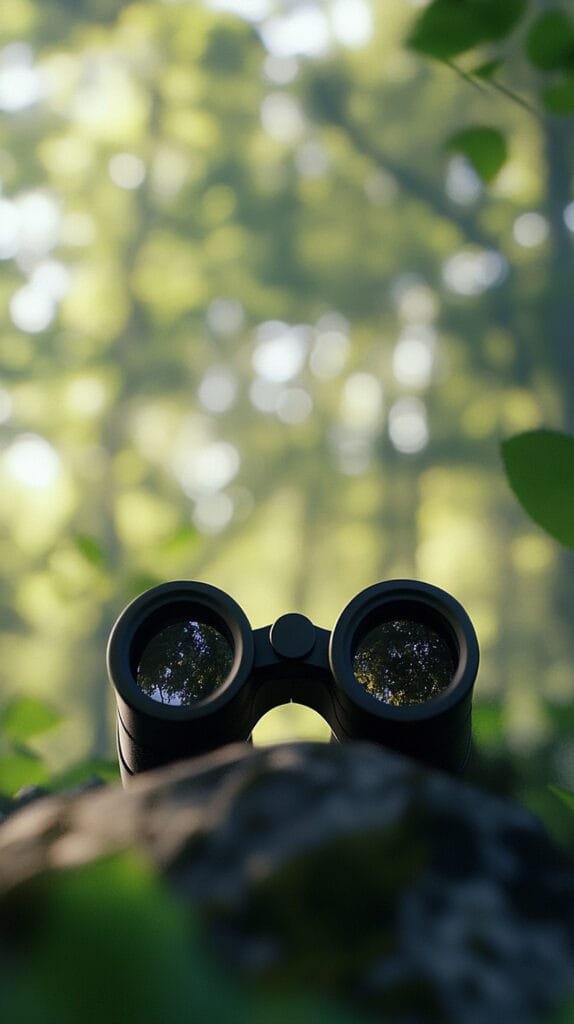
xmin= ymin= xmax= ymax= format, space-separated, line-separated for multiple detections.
xmin=107 ymin=579 xmax=479 ymax=783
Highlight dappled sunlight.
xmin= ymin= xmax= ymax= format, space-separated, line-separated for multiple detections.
xmin=193 ymin=491 xmax=235 ymax=533
xmin=1 ymin=190 xmax=60 ymax=264
xmin=71 ymin=62 xmax=150 ymax=144
xmin=511 ymin=534 xmax=555 ymax=576
xmin=0 ymin=42 xmax=43 ymax=111
xmin=9 ymin=258 xmax=70 ymax=334
xmin=331 ymin=0 xmax=373 ymax=49
xmin=309 ymin=327 xmax=350 ymax=379
xmin=388 ymin=397 xmax=428 ymax=453
xmin=263 ymin=54 xmax=298 ymax=86
xmin=198 ymin=364 xmax=238 ymax=413
xmin=260 ymin=7 xmax=331 ymax=59
xmin=10 ymin=283 xmax=55 ymax=333
xmin=173 ymin=440 xmax=241 ymax=497
xmin=445 ymin=155 xmax=482 ymax=206
xmin=261 ymin=91 xmax=306 ymax=143
xmin=276 ymin=386 xmax=313 ymax=424
xmin=108 ymin=152 xmax=146 ymax=190
xmin=512 ymin=211 xmax=549 ymax=248
xmin=391 ymin=275 xmax=438 ymax=323
xmin=64 ymin=376 xmax=109 ymax=419
xmin=4 ymin=434 xmax=61 ymax=489
xmin=295 ymin=139 xmax=330 ymax=178
xmin=249 ymin=376 xmax=282 ymax=413
xmin=252 ymin=322 xmax=308 ymax=382
xmin=442 ymin=248 xmax=507 ymax=296
xmin=392 ymin=325 xmax=436 ymax=389
xmin=206 ymin=296 xmax=244 ymax=335
xmin=115 ymin=489 xmax=179 ymax=548
xmin=340 ymin=372 xmax=384 ymax=430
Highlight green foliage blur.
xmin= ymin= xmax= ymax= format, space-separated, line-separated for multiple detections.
xmin=0 ymin=0 xmax=573 ymax=843
xmin=1 ymin=849 xmax=375 ymax=1023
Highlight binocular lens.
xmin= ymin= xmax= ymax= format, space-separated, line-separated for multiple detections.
xmin=136 ymin=618 xmax=234 ymax=706
xmin=352 ymin=618 xmax=455 ymax=707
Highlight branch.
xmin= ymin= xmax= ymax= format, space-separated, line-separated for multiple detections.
xmin=337 ymin=110 xmax=502 ymax=252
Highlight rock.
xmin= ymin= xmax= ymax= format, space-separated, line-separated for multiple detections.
xmin=0 ymin=741 xmax=572 ymax=1023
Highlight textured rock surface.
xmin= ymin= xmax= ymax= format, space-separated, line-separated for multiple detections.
xmin=0 ymin=741 xmax=573 ymax=1023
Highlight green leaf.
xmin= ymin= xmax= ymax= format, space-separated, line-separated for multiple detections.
xmin=407 ymin=0 xmax=527 ymax=60
xmin=501 ymin=430 xmax=574 ymax=548
xmin=2 ymin=696 xmax=63 ymax=742
xmin=0 ymin=749 xmax=50 ymax=796
xmin=469 ymin=58 xmax=503 ymax=80
xmin=549 ymin=785 xmax=574 ymax=813
xmin=445 ymin=126 xmax=507 ymax=182
xmin=2 ymin=852 xmax=245 ymax=1024
xmin=526 ymin=10 xmax=574 ymax=72
xmin=542 ymin=74 xmax=574 ymax=114
xmin=74 ymin=533 xmax=107 ymax=568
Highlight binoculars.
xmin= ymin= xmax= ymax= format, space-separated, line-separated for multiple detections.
xmin=107 ymin=579 xmax=479 ymax=783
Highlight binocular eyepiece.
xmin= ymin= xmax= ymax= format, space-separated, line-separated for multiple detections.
xmin=107 ymin=579 xmax=479 ymax=783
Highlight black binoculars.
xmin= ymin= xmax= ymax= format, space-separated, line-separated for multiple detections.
xmin=107 ymin=579 xmax=479 ymax=783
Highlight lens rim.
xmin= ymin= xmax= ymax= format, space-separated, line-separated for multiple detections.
xmin=329 ymin=579 xmax=479 ymax=720
xmin=107 ymin=580 xmax=254 ymax=720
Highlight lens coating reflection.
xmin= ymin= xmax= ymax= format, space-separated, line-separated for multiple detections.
xmin=353 ymin=618 xmax=455 ymax=706
xmin=136 ymin=619 xmax=233 ymax=706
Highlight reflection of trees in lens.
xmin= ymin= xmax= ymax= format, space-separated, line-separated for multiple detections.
xmin=137 ymin=620 xmax=233 ymax=706
xmin=353 ymin=619 xmax=455 ymax=706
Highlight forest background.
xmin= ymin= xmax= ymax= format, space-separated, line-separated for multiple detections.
xmin=0 ymin=0 xmax=573 ymax=843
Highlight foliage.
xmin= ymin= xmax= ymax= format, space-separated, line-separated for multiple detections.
xmin=408 ymin=0 xmax=574 ymax=183
xmin=501 ymin=430 xmax=574 ymax=550
xmin=0 ymin=695 xmax=117 ymax=797
xmin=445 ymin=125 xmax=507 ymax=183
xmin=408 ymin=0 xmax=528 ymax=61
xmin=0 ymin=849 xmax=372 ymax=1024
xmin=0 ymin=695 xmax=63 ymax=794
xmin=550 ymin=784 xmax=574 ymax=813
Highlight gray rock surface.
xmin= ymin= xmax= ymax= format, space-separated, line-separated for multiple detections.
xmin=0 ymin=741 xmax=572 ymax=1023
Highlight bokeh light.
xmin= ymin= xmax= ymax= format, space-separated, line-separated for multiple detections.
xmin=108 ymin=152 xmax=146 ymax=190
xmin=393 ymin=325 xmax=436 ymax=389
xmin=445 ymin=156 xmax=482 ymax=206
xmin=340 ymin=372 xmax=384 ymax=430
xmin=513 ymin=212 xmax=549 ymax=248
xmin=198 ymin=365 xmax=238 ymax=413
xmin=174 ymin=440 xmax=241 ymax=497
xmin=442 ymin=249 xmax=507 ymax=296
xmin=0 ymin=42 xmax=43 ymax=112
xmin=388 ymin=397 xmax=428 ymax=453
xmin=4 ymin=434 xmax=61 ymax=488
xmin=252 ymin=322 xmax=308 ymax=382
xmin=261 ymin=91 xmax=306 ymax=142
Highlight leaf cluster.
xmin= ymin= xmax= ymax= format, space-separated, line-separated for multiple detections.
xmin=0 ymin=696 xmax=117 ymax=799
xmin=408 ymin=0 xmax=574 ymax=182
xmin=0 ymin=850 xmax=373 ymax=1024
